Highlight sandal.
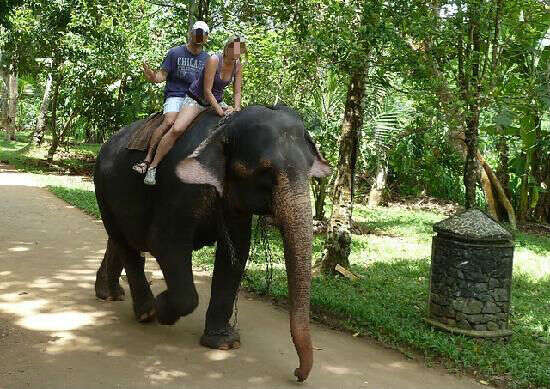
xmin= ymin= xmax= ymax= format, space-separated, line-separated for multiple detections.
xmin=144 ymin=167 xmax=157 ymax=185
xmin=132 ymin=160 xmax=150 ymax=174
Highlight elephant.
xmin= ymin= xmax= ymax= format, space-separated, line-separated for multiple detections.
xmin=93 ymin=104 xmax=331 ymax=381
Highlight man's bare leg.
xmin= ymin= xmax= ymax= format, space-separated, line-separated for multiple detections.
xmin=133 ymin=112 xmax=178 ymax=173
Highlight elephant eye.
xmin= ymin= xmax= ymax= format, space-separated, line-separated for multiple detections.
xmin=231 ymin=161 xmax=252 ymax=178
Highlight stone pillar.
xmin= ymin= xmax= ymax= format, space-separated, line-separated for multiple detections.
xmin=425 ymin=209 xmax=514 ymax=338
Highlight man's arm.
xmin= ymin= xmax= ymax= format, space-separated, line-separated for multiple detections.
xmin=143 ymin=62 xmax=168 ymax=83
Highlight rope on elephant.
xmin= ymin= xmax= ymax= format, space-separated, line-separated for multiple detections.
xmin=251 ymin=216 xmax=275 ymax=294
xmin=231 ymin=216 xmax=277 ymax=329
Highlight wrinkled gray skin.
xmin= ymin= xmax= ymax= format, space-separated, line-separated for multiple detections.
xmin=94 ymin=105 xmax=330 ymax=381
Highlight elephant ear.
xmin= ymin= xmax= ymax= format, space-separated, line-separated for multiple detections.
xmin=304 ymin=131 xmax=331 ymax=178
xmin=175 ymin=126 xmax=226 ymax=196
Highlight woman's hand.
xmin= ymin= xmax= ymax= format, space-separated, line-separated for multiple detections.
xmin=215 ymin=106 xmax=225 ymax=117
xmin=224 ymin=106 xmax=235 ymax=116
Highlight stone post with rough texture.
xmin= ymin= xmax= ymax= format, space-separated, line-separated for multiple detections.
xmin=426 ymin=209 xmax=514 ymax=338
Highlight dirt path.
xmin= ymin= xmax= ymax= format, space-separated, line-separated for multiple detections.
xmin=0 ymin=174 xmax=486 ymax=388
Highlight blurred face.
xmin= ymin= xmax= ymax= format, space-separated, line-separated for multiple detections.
xmin=191 ymin=29 xmax=208 ymax=45
xmin=226 ymin=41 xmax=243 ymax=61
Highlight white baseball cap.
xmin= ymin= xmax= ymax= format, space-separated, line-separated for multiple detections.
xmin=192 ymin=21 xmax=209 ymax=34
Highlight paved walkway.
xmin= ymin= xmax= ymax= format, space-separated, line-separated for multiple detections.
xmin=0 ymin=171 xmax=486 ymax=388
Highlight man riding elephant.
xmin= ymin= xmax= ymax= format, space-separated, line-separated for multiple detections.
xmin=132 ymin=20 xmax=211 ymax=175
xmin=95 ymin=101 xmax=330 ymax=381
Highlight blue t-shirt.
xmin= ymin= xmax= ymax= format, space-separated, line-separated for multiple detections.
xmin=161 ymin=45 xmax=209 ymax=100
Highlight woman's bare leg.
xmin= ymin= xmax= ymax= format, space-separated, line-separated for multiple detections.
xmin=144 ymin=112 xmax=178 ymax=163
xmin=149 ymin=105 xmax=202 ymax=169
xmin=133 ymin=112 xmax=178 ymax=173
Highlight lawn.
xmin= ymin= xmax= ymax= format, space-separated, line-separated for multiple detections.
xmin=48 ymin=185 xmax=550 ymax=389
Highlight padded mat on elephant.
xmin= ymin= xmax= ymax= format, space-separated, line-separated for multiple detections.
xmin=126 ymin=107 xmax=216 ymax=151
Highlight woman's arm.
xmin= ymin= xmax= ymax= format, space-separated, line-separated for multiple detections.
xmin=203 ymin=56 xmax=224 ymax=116
xmin=233 ymin=62 xmax=242 ymax=111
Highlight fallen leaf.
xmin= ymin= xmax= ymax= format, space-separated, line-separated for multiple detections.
xmin=479 ymin=380 xmax=489 ymax=385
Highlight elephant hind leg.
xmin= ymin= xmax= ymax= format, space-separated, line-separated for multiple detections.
xmin=118 ymin=241 xmax=156 ymax=323
xmin=95 ymin=237 xmax=125 ymax=301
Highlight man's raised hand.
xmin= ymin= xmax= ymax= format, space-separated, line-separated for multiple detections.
xmin=143 ymin=62 xmax=155 ymax=82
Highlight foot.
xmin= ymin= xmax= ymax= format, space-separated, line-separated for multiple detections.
xmin=200 ymin=325 xmax=241 ymax=350
xmin=132 ymin=160 xmax=150 ymax=174
xmin=95 ymin=270 xmax=125 ymax=301
xmin=134 ymin=299 xmax=156 ymax=323
xmin=144 ymin=167 xmax=157 ymax=185
xmin=154 ymin=290 xmax=180 ymax=325
xmin=96 ymin=283 xmax=125 ymax=301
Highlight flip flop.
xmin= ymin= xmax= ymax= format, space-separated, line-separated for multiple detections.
xmin=132 ymin=160 xmax=150 ymax=174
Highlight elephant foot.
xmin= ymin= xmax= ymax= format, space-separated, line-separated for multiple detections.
xmin=154 ymin=291 xmax=180 ymax=325
xmin=95 ymin=277 xmax=125 ymax=301
xmin=200 ymin=326 xmax=241 ymax=350
xmin=133 ymin=294 xmax=156 ymax=323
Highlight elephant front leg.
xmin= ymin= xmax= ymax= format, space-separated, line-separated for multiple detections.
xmin=95 ymin=237 xmax=125 ymax=301
xmin=155 ymin=246 xmax=199 ymax=325
xmin=201 ymin=215 xmax=251 ymax=350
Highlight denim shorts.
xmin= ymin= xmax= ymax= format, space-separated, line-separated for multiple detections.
xmin=163 ymin=97 xmax=186 ymax=114
xmin=163 ymin=96 xmax=228 ymax=114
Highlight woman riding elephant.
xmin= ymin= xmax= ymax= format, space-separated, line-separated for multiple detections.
xmin=144 ymin=36 xmax=246 ymax=185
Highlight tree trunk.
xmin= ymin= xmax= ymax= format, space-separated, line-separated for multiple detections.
xmin=368 ymin=154 xmax=388 ymax=206
xmin=33 ymin=71 xmax=53 ymax=145
xmin=451 ymin=131 xmax=516 ymax=228
xmin=463 ymin=112 xmax=480 ymax=209
xmin=477 ymin=151 xmax=517 ymax=229
xmin=47 ymin=73 xmax=62 ymax=162
xmin=321 ymin=69 xmax=365 ymax=275
xmin=7 ymin=71 xmax=18 ymax=141
xmin=518 ymin=153 xmax=530 ymax=223
xmin=496 ymin=135 xmax=511 ymax=200
xmin=0 ymin=71 xmax=8 ymax=132
xmin=312 ymin=177 xmax=329 ymax=221
xmin=531 ymin=115 xmax=549 ymax=223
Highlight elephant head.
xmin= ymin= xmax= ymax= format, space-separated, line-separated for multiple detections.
xmin=176 ymin=105 xmax=330 ymax=381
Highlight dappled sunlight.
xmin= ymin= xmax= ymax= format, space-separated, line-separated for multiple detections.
xmin=0 ymin=291 xmax=108 ymax=331
xmin=53 ymin=273 xmax=96 ymax=282
xmin=204 ymin=349 xmax=237 ymax=361
xmin=208 ymin=372 xmax=224 ymax=379
xmin=28 ymin=277 xmax=64 ymax=289
xmin=8 ymin=246 xmax=30 ymax=252
xmin=44 ymin=331 xmax=104 ymax=354
xmin=247 ymin=376 xmax=272 ymax=383
xmin=515 ymin=249 xmax=550 ymax=279
xmin=143 ymin=361 xmax=188 ymax=385
xmin=323 ymin=365 xmax=362 ymax=375
xmin=0 ymin=297 xmax=49 ymax=314
xmin=0 ymin=281 xmax=24 ymax=290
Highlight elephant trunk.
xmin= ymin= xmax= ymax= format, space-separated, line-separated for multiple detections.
xmin=273 ymin=175 xmax=313 ymax=382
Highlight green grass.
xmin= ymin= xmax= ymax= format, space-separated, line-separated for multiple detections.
xmin=48 ymin=186 xmax=100 ymax=218
xmin=1 ymin=132 xmax=99 ymax=175
xmin=47 ymin=182 xmax=550 ymax=388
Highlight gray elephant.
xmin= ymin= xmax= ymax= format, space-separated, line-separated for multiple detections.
xmin=93 ymin=105 xmax=330 ymax=381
